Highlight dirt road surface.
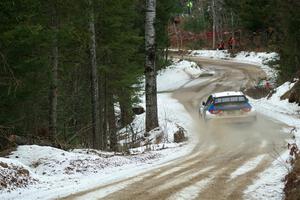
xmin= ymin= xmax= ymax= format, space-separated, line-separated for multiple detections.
xmin=62 ymin=57 xmax=290 ymax=200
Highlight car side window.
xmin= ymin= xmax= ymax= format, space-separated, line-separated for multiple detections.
xmin=205 ymin=95 xmax=213 ymax=106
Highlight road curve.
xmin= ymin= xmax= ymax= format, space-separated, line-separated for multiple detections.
xmin=62 ymin=57 xmax=290 ymax=200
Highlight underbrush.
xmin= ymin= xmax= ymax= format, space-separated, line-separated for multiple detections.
xmin=281 ymin=80 xmax=300 ymax=105
xmin=244 ymin=87 xmax=272 ymax=99
xmin=284 ymin=143 xmax=300 ymax=200
xmin=0 ymin=160 xmax=37 ymax=192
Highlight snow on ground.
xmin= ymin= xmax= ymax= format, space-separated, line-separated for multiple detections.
xmin=243 ymin=81 xmax=300 ymax=199
xmin=156 ymin=166 xmax=215 ymax=192
xmin=157 ymin=60 xmax=211 ymax=92
xmin=1 ymin=59 xmax=205 ymax=200
xmin=230 ymin=154 xmax=266 ymax=180
xmin=1 ymin=51 xmax=297 ymax=200
xmin=250 ymin=80 xmax=300 ymax=147
xmin=74 ymin=174 xmax=149 ymax=200
xmin=120 ymin=92 xmax=195 ymax=147
xmin=0 ymin=158 xmax=38 ymax=192
xmin=9 ymin=145 xmax=163 ymax=178
xmin=120 ymin=59 xmax=211 ymax=147
xmin=190 ymin=50 xmax=278 ymax=79
xmin=189 ymin=49 xmax=298 ymax=199
xmin=243 ymin=150 xmax=291 ymax=200
xmin=167 ymin=176 xmax=214 ymax=200
xmin=190 ymin=49 xmax=231 ymax=60
xmin=154 ymin=158 xmax=203 ymax=179
xmin=251 ymin=81 xmax=299 ymax=127
xmin=164 ymin=166 xmax=220 ymax=200
xmin=1 ymin=142 xmax=196 ymax=200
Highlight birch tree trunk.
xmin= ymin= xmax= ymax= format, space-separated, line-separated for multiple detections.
xmin=49 ymin=1 xmax=58 ymax=139
xmin=88 ymin=0 xmax=101 ymax=149
xmin=145 ymin=0 xmax=159 ymax=133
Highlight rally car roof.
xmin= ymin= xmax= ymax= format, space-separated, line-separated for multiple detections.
xmin=212 ymin=91 xmax=244 ymax=98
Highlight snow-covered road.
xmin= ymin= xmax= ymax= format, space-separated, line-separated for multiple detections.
xmin=61 ymin=57 xmax=291 ymax=200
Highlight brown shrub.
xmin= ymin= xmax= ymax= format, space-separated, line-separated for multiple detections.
xmin=244 ymin=87 xmax=272 ymax=99
xmin=174 ymin=127 xmax=186 ymax=143
xmin=284 ymin=159 xmax=300 ymax=200
xmin=281 ymin=81 xmax=300 ymax=105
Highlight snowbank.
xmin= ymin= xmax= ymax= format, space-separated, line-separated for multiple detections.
xmin=188 ymin=49 xmax=296 ymax=199
xmin=244 ymin=81 xmax=300 ymax=199
xmin=244 ymin=151 xmax=290 ymax=200
xmin=250 ymin=81 xmax=300 ymax=147
xmin=252 ymin=81 xmax=299 ymax=118
xmin=190 ymin=50 xmax=278 ymax=79
xmin=190 ymin=49 xmax=230 ymax=60
xmin=0 ymin=158 xmax=37 ymax=192
xmin=120 ymin=92 xmax=195 ymax=147
xmin=157 ymin=60 xmax=208 ymax=92
xmin=8 ymin=145 xmax=162 ymax=178
xmin=120 ymin=59 xmax=209 ymax=147
xmin=190 ymin=50 xmax=300 ymax=199
xmin=0 ymin=143 xmax=191 ymax=199
xmin=0 ymin=59 xmax=204 ymax=199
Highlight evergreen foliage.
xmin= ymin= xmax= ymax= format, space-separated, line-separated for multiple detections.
xmin=224 ymin=0 xmax=300 ymax=81
xmin=182 ymin=16 xmax=208 ymax=33
xmin=0 ymin=0 xmax=181 ymax=150
xmin=277 ymin=1 xmax=300 ymax=80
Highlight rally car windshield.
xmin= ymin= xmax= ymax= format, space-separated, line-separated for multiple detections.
xmin=214 ymin=96 xmax=247 ymax=104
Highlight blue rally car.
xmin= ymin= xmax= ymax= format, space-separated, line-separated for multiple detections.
xmin=199 ymin=91 xmax=257 ymax=123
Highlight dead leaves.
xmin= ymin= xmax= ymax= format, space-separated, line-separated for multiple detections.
xmin=0 ymin=161 xmax=37 ymax=192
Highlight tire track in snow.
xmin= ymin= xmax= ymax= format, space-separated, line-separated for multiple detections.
xmin=73 ymin=174 xmax=150 ymax=200
xmin=155 ymin=165 xmax=215 ymax=192
xmin=154 ymin=145 xmax=216 ymax=179
xmin=229 ymin=154 xmax=266 ymax=180
xmin=61 ymin=57 xmax=289 ymax=200
xmin=167 ymin=176 xmax=214 ymax=200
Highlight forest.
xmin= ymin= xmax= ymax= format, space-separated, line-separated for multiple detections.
xmin=0 ymin=0 xmax=179 ymax=151
xmin=176 ymin=0 xmax=299 ymax=80
xmin=0 ymin=0 xmax=299 ymax=152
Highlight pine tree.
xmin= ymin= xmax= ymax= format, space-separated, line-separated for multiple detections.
xmin=49 ymin=0 xmax=59 ymax=139
xmin=88 ymin=0 xmax=101 ymax=149
xmin=0 ymin=0 xmax=181 ymax=150
xmin=277 ymin=0 xmax=300 ymax=80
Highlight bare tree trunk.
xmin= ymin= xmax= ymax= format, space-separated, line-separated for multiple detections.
xmin=145 ymin=0 xmax=159 ymax=133
xmin=118 ymin=91 xmax=133 ymax=127
xmin=108 ymin=92 xmax=117 ymax=151
xmin=49 ymin=1 xmax=58 ymax=139
xmin=88 ymin=0 xmax=101 ymax=149
xmin=212 ymin=0 xmax=216 ymax=49
xmin=102 ymin=72 xmax=108 ymax=150
xmin=231 ymin=10 xmax=235 ymax=49
xmin=173 ymin=22 xmax=180 ymax=50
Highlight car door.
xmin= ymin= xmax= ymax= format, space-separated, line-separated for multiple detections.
xmin=202 ymin=95 xmax=213 ymax=118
